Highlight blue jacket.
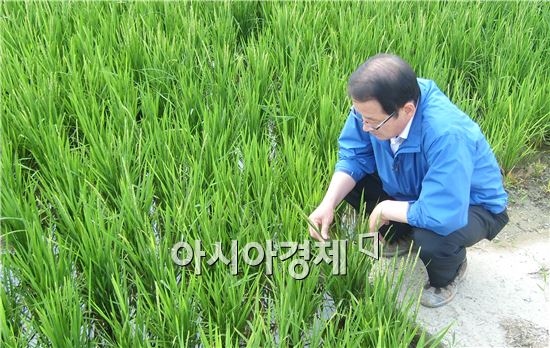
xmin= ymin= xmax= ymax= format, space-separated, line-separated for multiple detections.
xmin=335 ymin=78 xmax=508 ymax=235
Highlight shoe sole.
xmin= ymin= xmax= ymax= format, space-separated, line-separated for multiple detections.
xmin=421 ymin=291 xmax=457 ymax=308
xmin=421 ymin=260 xmax=467 ymax=308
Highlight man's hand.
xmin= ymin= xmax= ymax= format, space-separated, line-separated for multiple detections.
xmin=308 ymin=203 xmax=334 ymax=242
xmin=368 ymin=200 xmax=390 ymax=232
xmin=368 ymin=200 xmax=410 ymax=232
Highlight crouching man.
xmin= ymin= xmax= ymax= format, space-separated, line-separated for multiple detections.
xmin=308 ymin=54 xmax=509 ymax=307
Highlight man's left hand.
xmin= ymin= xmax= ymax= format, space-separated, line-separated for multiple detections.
xmin=369 ymin=201 xmax=390 ymax=232
xmin=369 ymin=200 xmax=410 ymax=232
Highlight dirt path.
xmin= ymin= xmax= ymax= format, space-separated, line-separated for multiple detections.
xmin=403 ymin=156 xmax=550 ymax=347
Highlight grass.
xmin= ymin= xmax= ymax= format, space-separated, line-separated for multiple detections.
xmin=1 ymin=1 xmax=549 ymax=347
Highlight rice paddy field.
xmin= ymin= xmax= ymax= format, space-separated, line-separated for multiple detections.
xmin=1 ymin=1 xmax=549 ymax=347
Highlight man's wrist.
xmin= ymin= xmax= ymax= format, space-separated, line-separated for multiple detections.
xmin=320 ymin=198 xmax=337 ymax=210
xmin=380 ymin=200 xmax=390 ymax=220
xmin=380 ymin=200 xmax=409 ymax=224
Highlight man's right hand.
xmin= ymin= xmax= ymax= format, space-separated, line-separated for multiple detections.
xmin=307 ymin=171 xmax=357 ymax=242
xmin=308 ymin=203 xmax=334 ymax=242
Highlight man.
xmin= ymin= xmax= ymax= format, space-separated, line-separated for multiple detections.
xmin=308 ymin=54 xmax=509 ymax=307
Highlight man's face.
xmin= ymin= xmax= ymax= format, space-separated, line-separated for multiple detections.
xmin=352 ymin=99 xmax=412 ymax=140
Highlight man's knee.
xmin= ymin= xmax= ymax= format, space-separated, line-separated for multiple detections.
xmin=411 ymin=228 xmax=458 ymax=260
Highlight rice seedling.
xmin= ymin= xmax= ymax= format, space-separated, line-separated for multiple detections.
xmin=1 ymin=1 xmax=548 ymax=346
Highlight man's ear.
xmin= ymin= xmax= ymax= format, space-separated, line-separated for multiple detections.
xmin=403 ymin=101 xmax=416 ymax=117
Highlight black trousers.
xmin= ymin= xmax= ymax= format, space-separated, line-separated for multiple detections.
xmin=344 ymin=174 xmax=509 ymax=287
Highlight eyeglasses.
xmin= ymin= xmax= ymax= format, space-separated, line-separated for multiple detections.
xmin=351 ymin=106 xmax=396 ymax=131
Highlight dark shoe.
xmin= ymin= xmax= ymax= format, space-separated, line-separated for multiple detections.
xmin=421 ymin=259 xmax=468 ymax=308
xmin=380 ymin=237 xmax=415 ymax=258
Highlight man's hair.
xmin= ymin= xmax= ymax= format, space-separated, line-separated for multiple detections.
xmin=347 ymin=54 xmax=420 ymax=115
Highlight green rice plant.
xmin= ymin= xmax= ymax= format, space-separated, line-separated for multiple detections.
xmin=269 ymin=259 xmax=323 ymax=347
xmin=196 ymin=266 xmax=262 ymax=341
xmin=0 ymin=277 xmax=21 ymax=346
xmin=322 ymin=241 xmax=374 ymax=309
xmin=32 ymin=278 xmax=87 ymax=347
xmin=321 ymin=252 xmax=441 ymax=347
xmin=240 ymin=301 xmax=276 ymax=347
xmin=197 ymin=322 xmax=239 ymax=348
